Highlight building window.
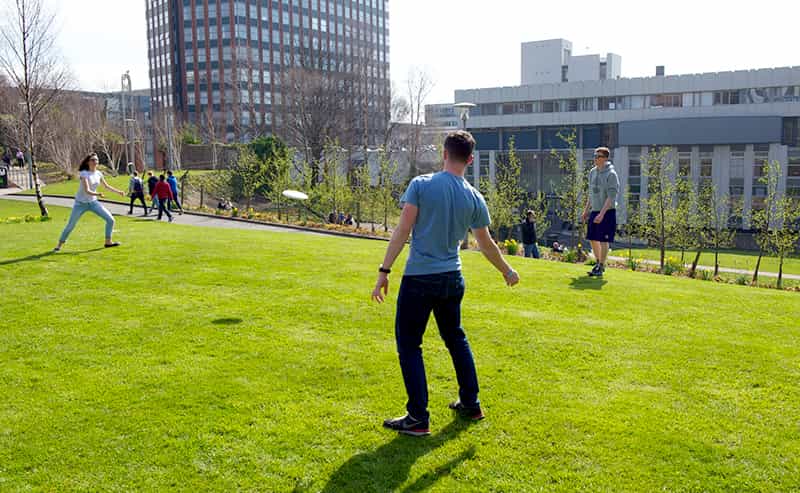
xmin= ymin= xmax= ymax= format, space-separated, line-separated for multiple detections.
xmin=752 ymin=144 xmax=770 ymax=197
xmin=730 ymin=145 xmax=745 ymax=197
xmin=788 ymin=148 xmax=800 ymax=198
xmin=650 ymin=94 xmax=682 ymax=108
xmin=699 ymin=146 xmax=713 ymax=187
xmin=628 ymin=147 xmax=642 ymax=209
xmin=714 ymin=91 xmax=740 ymax=105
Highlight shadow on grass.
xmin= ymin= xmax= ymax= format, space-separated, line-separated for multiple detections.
xmin=319 ymin=419 xmax=475 ymax=493
xmin=212 ymin=317 xmax=243 ymax=325
xmin=0 ymin=248 xmax=105 ymax=266
xmin=569 ymin=277 xmax=608 ymax=290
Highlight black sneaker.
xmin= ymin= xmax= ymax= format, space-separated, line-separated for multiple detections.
xmin=383 ymin=414 xmax=430 ymax=436
xmin=449 ymin=401 xmax=485 ymax=421
xmin=588 ymin=264 xmax=600 ymax=277
xmin=596 ymin=264 xmax=605 ymax=277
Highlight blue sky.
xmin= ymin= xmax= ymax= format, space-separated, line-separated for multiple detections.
xmin=50 ymin=0 xmax=799 ymax=105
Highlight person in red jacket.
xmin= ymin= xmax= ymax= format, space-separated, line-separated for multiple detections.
xmin=152 ymin=175 xmax=174 ymax=222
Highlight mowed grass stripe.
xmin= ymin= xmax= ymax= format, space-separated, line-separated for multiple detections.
xmin=1 ymin=199 xmax=799 ymax=492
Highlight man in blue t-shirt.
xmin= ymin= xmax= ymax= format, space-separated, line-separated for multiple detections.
xmin=372 ymin=130 xmax=521 ymax=436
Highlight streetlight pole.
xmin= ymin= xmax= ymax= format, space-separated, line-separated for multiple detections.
xmin=121 ymin=71 xmax=134 ymax=173
xmin=454 ymin=102 xmax=476 ymax=249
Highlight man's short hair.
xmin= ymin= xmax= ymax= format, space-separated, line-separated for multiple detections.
xmin=444 ymin=130 xmax=476 ymax=164
xmin=595 ymin=147 xmax=610 ymax=158
xmin=526 ymin=210 xmax=534 ymax=216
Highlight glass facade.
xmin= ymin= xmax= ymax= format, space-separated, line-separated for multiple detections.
xmin=147 ymin=0 xmax=390 ymax=143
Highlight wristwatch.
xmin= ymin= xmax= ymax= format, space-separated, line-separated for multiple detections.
xmin=379 ymin=266 xmax=391 ymax=274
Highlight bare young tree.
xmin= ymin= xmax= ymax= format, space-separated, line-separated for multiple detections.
xmin=382 ymin=85 xmax=410 ymax=160
xmin=0 ymin=0 xmax=70 ymax=216
xmin=406 ymin=67 xmax=434 ymax=179
xmin=278 ymin=66 xmax=353 ymax=183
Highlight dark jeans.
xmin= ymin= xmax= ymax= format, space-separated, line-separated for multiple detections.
xmin=129 ymin=192 xmax=148 ymax=215
xmin=156 ymin=198 xmax=172 ymax=220
xmin=524 ymin=243 xmax=540 ymax=259
xmin=168 ymin=196 xmax=182 ymax=211
xmin=395 ymin=271 xmax=480 ymax=422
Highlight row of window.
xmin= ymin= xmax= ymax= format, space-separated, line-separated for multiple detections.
xmin=475 ymin=87 xmax=800 ymax=117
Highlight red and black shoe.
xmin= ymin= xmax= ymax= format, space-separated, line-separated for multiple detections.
xmin=383 ymin=414 xmax=430 ymax=437
xmin=449 ymin=400 xmax=485 ymax=421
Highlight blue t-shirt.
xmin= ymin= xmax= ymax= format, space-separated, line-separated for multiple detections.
xmin=167 ymin=175 xmax=179 ymax=195
xmin=401 ymin=172 xmax=491 ymax=276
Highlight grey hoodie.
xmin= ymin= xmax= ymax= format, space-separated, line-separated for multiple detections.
xmin=588 ymin=163 xmax=620 ymax=212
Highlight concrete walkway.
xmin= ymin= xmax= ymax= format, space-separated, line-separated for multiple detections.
xmin=1 ymin=195 xmax=320 ymax=235
xmin=4 ymin=194 xmax=797 ymax=281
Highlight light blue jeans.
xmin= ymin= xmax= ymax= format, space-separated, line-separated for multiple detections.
xmin=59 ymin=201 xmax=115 ymax=243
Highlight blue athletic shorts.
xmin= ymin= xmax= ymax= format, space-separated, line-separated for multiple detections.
xmin=587 ymin=209 xmax=616 ymax=243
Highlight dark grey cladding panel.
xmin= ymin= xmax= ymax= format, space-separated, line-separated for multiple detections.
xmin=619 ymin=117 xmax=783 ymax=146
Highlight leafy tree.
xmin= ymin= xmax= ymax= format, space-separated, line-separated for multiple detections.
xmin=264 ymin=150 xmax=294 ymax=221
xmin=179 ymin=124 xmax=202 ymax=145
xmin=318 ymin=144 xmax=352 ymax=222
xmin=552 ymin=130 xmax=586 ymax=249
xmin=483 ymin=138 xmax=523 ymax=241
xmin=377 ymin=150 xmax=400 ymax=232
xmin=527 ymin=191 xmax=550 ymax=247
xmin=350 ymin=162 xmax=374 ymax=230
xmin=228 ymin=147 xmax=267 ymax=209
xmin=621 ymin=186 xmax=643 ymax=269
xmin=249 ymin=135 xmax=289 ymax=163
xmin=751 ymin=160 xmax=782 ymax=284
xmin=642 ymin=147 xmax=680 ymax=271
xmin=697 ymin=184 xmax=739 ymax=277
xmin=771 ymin=198 xmax=800 ymax=289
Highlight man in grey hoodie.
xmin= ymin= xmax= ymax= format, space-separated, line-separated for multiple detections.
xmin=582 ymin=147 xmax=619 ymax=278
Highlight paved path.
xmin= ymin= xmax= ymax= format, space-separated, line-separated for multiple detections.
xmin=1 ymin=195 xmax=321 ymax=235
xmin=4 ymin=195 xmax=797 ymax=281
xmin=607 ymin=255 xmax=800 ymax=281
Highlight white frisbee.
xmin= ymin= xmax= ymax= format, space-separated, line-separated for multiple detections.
xmin=282 ymin=189 xmax=309 ymax=201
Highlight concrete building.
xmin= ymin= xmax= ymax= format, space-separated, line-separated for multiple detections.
xmin=521 ymin=39 xmax=621 ymax=86
xmin=425 ymin=103 xmax=460 ymax=129
xmin=145 ymin=0 xmax=390 ymax=144
xmin=455 ymin=43 xmax=800 ymax=225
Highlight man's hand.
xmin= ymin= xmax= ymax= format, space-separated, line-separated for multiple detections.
xmin=504 ymin=269 xmax=520 ymax=287
xmin=581 ymin=210 xmax=590 ymax=223
xmin=372 ymin=273 xmax=389 ymax=303
xmin=593 ymin=212 xmax=605 ymax=224
xmin=118 ymin=190 xmax=126 ymax=197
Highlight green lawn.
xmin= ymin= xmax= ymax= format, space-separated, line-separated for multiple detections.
xmin=1 ymin=199 xmax=799 ymax=492
xmin=612 ymin=246 xmax=800 ymax=276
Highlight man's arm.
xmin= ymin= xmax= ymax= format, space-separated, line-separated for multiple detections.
xmin=473 ymin=227 xmax=520 ymax=287
xmin=371 ymin=203 xmax=418 ymax=303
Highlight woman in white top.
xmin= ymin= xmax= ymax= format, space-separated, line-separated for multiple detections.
xmin=54 ymin=153 xmax=126 ymax=252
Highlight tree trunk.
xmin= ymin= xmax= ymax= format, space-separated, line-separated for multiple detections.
xmin=28 ymin=124 xmax=48 ymax=217
xmin=690 ymin=250 xmax=702 ymax=278
xmin=714 ymin=249 xmax=720 ymax=277
xmin=752 ymin=253 xmax=763 ymax=284
xmin=778 ymin=255 xmax=784 ymax=290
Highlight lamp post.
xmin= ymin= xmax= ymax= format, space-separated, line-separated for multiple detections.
xmin=121 ymin=71 xmax=134 ymax=173
xmin=454 ymin=102 xmax=477 ymax=249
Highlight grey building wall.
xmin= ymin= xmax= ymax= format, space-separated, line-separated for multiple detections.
xmin=618 ymin=117 xmax=784 ymax=146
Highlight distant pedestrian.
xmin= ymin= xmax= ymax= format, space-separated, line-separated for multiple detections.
xmin=152 ymin=174 xmax=174 ymax=222
xmin=328 ymin=212 xmax=336 ymax=224
xmin=344 ymin=214 xmax=354 ymax=226
xmin=1 ymin=150 xmax=10 ymax=167
xmin=128 ymin=171 xmax=148 ymax=216
xmin=582 ymin=146 xmax=619 ymax=278
xmin=166 ymin=170 xmax=183 ymax=214
xmin=521 ymin=210 xmax=540 ymax=259
xmin=54 ymin=153 xmax=125 ymax=252
xmin=146 ymin=171 xmax=159 ymax=210
xmin=16 ymin=149 xmax=24 ymax=168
